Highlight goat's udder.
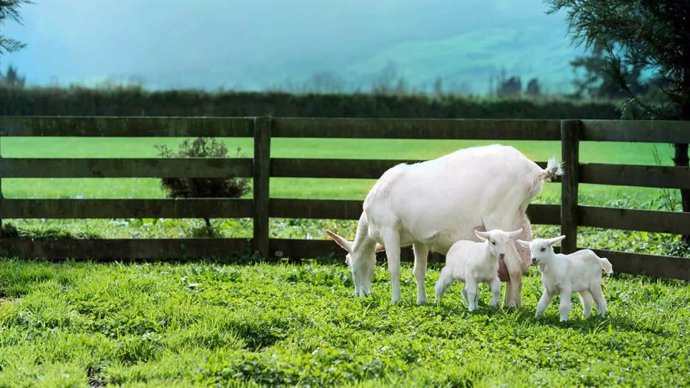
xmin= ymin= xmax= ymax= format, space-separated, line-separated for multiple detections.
xmin=498 ymin=259 xmax=510 ymax=282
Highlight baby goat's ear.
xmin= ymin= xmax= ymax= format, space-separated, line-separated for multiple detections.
xmin=546 ymin=235 xmax=566 ymax=246
xmin=475 ymin=230 xmax=490 ymax=241
xmin=516 ymin=239 xmax=530 ymax=249
xmin=508 ymin=228 xmax=523 ymax=238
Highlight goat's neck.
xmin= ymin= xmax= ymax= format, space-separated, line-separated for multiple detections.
xmin=351 ymin=213 xmax=377 ymax=256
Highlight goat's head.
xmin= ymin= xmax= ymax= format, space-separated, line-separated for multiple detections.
xmin=475 ymin=228 xmax=523 ymax=260
xmin=516 ymin=235 xmax=565 ymax=265
xmin=325 ymin=230 xmax=384 ymax=297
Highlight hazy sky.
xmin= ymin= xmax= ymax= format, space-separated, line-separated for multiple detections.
xmin=1 ymin=0 xmax=583 ymax=94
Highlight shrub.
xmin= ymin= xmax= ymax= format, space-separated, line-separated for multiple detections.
xmin=156 ymin=138 xmax=250 ymax=231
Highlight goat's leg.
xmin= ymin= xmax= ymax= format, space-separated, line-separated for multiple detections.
xmin=589 ymin=284 xmax=607 ymax=317
xmin=413 ymin=243 xmax=429 ymax=305
xmin=535 ymin=290 xmax=553 ymax=318
xmin=579 ymin=290 xmax=594 ymax=318
xmin=382 ymin=231 xmax=402 ymax=304
xmin=465 ymin=279 xmax=479 ymax=311
xmin=503 ymin=243 xmax=524 ymax=307
xmin=488 ymin=277 xmax=502 ymax=308
xmin=559 ymin=289 xmax=573 ymax=322
xmin=434 ymin=266 xmax=454 ymax=305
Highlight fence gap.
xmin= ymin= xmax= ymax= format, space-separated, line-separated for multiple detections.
xmin=560 ymin=119 xmax=581 ymax=253
xmin=253 ymin=117 xmax=271 ymax=258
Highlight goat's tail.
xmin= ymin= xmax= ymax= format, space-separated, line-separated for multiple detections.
xmin=599 ymin=257 xmax=614 ymax=276
xmin=528 ymin=156 xmax=564 ymax=198
xmin=541 ymin=156 xmax=564 ymax=182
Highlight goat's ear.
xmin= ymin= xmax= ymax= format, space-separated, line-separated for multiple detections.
xmin=475 ymin=230 xmax=490 ymax=241
xmin=516 ymin=239 xmax=530 ymax=249
xmin=375 ymin=243 xmax=386 ymax=253
xmin=546 ymin=235 xmax=566 ymax=246
xmin=325 ymin=230 xmax=353 ymax=252
xmin=508 ymin=228 xmax=523 ymax=238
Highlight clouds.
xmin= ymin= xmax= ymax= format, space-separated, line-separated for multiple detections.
xmin=1 ymin=0 xmax=582 ymax=93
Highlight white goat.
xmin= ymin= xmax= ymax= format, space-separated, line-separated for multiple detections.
xmin=435 ymin=228 xmax=523 ymax=311
xmin=327 ymin=144 xmax=562 ymax=306
xmin=517 ymin=236 xmax=613 ymax=322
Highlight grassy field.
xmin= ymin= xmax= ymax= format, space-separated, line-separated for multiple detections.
xmin=0 ymin=137 xmax=688 ymax=386
xmin=0 ymin=260 xmax=687 ymax=386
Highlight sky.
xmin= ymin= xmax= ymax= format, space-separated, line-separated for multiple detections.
xmin=1 ymin=0 xmax=585 ymax=95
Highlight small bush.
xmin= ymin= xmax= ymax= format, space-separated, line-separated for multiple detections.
xmin=156 ymin=138 xmax=250 ymax=199
xmin=156 ymin=138 xmax=250 ymax=230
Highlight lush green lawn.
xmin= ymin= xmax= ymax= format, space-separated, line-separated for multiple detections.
xmin=0 ymin=260 xmax=687 ymax=387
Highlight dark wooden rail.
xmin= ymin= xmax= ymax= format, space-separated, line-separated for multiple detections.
xmin=0 ymin=116 xmax=688 ymax=280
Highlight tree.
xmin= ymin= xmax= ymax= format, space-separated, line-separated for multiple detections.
xmin=548 ymin=0 xmax=690 ymax=240
xmin=497 ymin=76 xmax=521 ymax=98
xmin=0 ymin=64 xmax=25 ymax=88
xmin=0 ymin=0 xmax=32 ymax=55
xmin=570 ymin=45 xmax=649 ymax=100
xmin=525 ymin=78 xmax=541 ymax=97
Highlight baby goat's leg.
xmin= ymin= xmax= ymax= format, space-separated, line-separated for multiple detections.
xmin=465 ymin=278 xmax=479 ymax=311
xmin=488 ymin=277 xmax=502 ymax=308
xmin=579 ymin=290 xmax=593 ymax=318
xmin=434 ymin=266 xmax=454 ymax=305
xmin=559 ymin=289 xmax=573 ymax=322
xmin=535 ymin=290 xmax=553 ymax=318
xmin=589 ymin=284 xmax=607 ymax=317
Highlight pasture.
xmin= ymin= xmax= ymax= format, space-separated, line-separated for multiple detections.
xmin=0 ymin=260 xmax=688 ymax=386
xmin=1 ymin=132 xmax=689 ymax=386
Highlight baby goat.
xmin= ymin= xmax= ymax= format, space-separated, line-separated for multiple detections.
xmin=517 ymin=236 xmax=613 ymax=322
xmin=435 ymin=228 xmax=522 ymax=311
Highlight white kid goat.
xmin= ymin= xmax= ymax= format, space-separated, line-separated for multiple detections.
xmin=517 ymin=236 xmax=613 ymax=322
xmin=435 ymin=228 xmax=523 ymax=311
xmin=327 ymin=144 xmax=562 ymax=306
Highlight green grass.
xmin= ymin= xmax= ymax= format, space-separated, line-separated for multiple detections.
xmin=0 ymin=260 xmax=687 ymax=386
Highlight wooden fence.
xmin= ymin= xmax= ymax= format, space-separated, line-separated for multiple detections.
xmin=0 ymin=116 xmax=688 ymax=280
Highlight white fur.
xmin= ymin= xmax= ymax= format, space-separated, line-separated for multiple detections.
xmin=517 ymin=236 xmax=613 ymax=322
xmin=435 ymin=229 xmax=522 ymax=311
xmin=327 ymin=144 xmax=562 ymax=305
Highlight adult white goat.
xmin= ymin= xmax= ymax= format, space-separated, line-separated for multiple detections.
xmin=435 ymin=228 xmax=523 ymax=311
xmin=517 ymin=236 xmax=613 ymax=321
xmin=327 ymin=144 xmax=562 ymax=305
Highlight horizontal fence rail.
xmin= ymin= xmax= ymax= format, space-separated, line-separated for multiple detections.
xmin=272 ymin=118 xmax=562 ymax=139
xmin=0 ymin=238 xmax=251 ymax=260
xmin=0 ymin=116 xmax=254 ymax=137
xmin=0 ymin=199 xmax=253 ymax=219
xmin=0 ymin=158 xmax=253 ymax=178
xmin=581 ymin=120 xmax=690 ymax=143
xmin=580 ymin=163 xmax=690 ymax=189
xmin=0 ymin=116 xmax=689 ymax=280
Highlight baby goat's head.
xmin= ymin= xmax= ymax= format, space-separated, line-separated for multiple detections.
xmin=475 ymin=228 xmax=523 ymax=260
xmin=516 ymin=235 xmax=566 ymax=265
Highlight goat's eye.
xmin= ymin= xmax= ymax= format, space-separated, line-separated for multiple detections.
xmin=491 ymin=241 xmax=496 ymax=245
xmin=540 ymin=247 xmax=546 ymax=252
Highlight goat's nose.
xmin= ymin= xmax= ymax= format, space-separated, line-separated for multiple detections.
xmin=498 ymin=253 xmax=505 ymax=260
xmin=531 ymin=257 xmax=537 ymax=265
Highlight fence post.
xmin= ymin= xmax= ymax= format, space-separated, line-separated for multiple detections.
xmin=253 ymin=117 xmax=271 ymax=258
xmin=561 ymin=119 xmax=581 ymax=253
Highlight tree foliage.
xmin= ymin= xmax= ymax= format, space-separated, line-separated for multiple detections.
xmin=548 ymin=0 xmax=690 ymax=119
xmin=0 ymin=0 xmax=32 ymax=55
